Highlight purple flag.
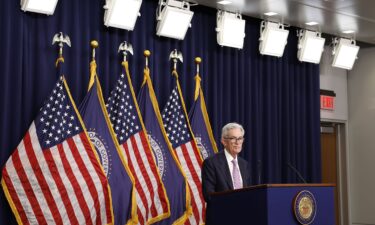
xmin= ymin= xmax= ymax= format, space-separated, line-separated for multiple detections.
xmin=137 ymin=67 xmax=191 ymax=225
xmin=79 ymin=61 xmax=137 ymax=225
xmin=188 ymin=74 xmax=218 ymax=159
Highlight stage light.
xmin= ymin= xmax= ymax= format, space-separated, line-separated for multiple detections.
xmin=20 ymin=0 xmax=59 ymax=15
xmin=156 ymin=0 xmax=194 ymax=40
xmin=216 ymin=11 xmax=246 ymax=49
xmin=264 ymin=12 xmax=278 ymax=16
xmin=305 ymin=21 xmax=318 ymax=26
xmin=332 ymin=37 xmax=359 ymax=70
xmin=259 ymin=21 xmax=289 ymax=57
xmin=217 ymin=1 xmax=232 ymax=5
xmin=104 ymin=0 xmax=142 ymax=31
xmin=297 ymin=30 xmax=325 ymax=64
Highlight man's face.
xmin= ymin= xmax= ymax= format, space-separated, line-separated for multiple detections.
xmin=221 ymin=128 xmax=244 ymax=158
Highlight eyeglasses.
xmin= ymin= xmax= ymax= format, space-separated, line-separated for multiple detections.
xmin=224 ymin=136 xmax=245 ymax=143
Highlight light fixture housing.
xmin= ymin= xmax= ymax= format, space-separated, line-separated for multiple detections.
xmin=104 ymin=0 xmax=142 ymax=31
xmin=259 ymin=21 xmax=289 ymax=57
xmin=332 ymin=37 xmax=360 ymax=70
xmin=297 ymin=30 xmax=326 ymax=64
xmin=216 ymin=11 xmax=246 ymax=49
xmin=156 ymin=0 xmax=194 ymax=40
xmin=20 ymin=0 xmax=59 ymax=15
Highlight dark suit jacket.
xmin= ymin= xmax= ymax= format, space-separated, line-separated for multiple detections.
xmin=201 ymin=150 xmax=251 ymax=202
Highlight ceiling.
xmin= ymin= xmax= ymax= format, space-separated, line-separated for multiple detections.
xmin=191 ymin=0 xmax=375 ymax=46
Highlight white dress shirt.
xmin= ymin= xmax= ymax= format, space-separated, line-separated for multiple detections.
xmin=224 ymin=149 xmax=243 ymax=187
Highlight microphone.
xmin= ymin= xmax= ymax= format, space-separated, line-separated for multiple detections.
xmin=287 ymin=162 xmax=307 ymax=183
xmin=257 ymin=160 xmax=262 ymax=184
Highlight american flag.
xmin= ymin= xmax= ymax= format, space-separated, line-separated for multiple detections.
xmin=162 ymin=74 xmax=205 ymax=225
xmin=138 ymin=67 xmax=191 ymax=225
xmin=107 ymin=62 xmax=169 ymax=225
xmin=1 ymin=68 xmax=113 ymax=225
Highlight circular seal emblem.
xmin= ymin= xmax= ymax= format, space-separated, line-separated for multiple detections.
xmin=195 ymin=136 xmax=209 ymax=159
xmin=293 ymin=190 xmax=317 ymax=225
xmin=88 ymin=131 xmax=111 ymax=178
xmin=148 ymin=134 xmax=166 ymax=179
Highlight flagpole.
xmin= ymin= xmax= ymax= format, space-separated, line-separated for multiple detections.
xmin=194 ymin=57 xmax=202 ymax=101
xmin=118 ymin=41 xmax=133 ymax=62
xmin=52 ymin=32 xmax=71 ymax=66
xmin=169 ymin=49 xmax=183 ymax=72
xmin=195 ymin=57 xmax=201 ymax=74
xmin=88 ymin=40 xmax=99 ymax=90
xmin=91 ymin=40 xmax=98 ymax=60
xmin=144 ymin=50 xmax=150 ymax=69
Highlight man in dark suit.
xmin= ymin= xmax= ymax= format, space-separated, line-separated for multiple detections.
xmin=201 ymin=122 xmax=251 ymax=202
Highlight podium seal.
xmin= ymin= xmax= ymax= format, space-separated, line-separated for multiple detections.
xmin=293 ymin=190 xmax=317 ymax=225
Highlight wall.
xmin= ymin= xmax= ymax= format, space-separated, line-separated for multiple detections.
xmin=347 ymin=47 xmax=375 ymax=225
xmin=320 ymin=47 xmax=348 ymax=121
xmin=319 ymin=46 xmax=375 ymax=225
xmin=320 ymin=46 xmax=351 ymax=225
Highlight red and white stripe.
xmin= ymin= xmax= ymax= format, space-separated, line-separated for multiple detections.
xmin=2 ymin=122 xmax=112 ymax=225
xmin=174 ymin=140 xmax=205 ymax=225
xmin=120 ymin=130 xmax=168 ymax=224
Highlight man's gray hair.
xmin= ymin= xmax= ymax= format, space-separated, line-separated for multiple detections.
xmin=221 ymin=122 xmax=245 ymax=139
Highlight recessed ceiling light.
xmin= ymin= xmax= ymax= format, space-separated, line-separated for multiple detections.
xmin=342 ymin=30 xmax=355 ymax=34
xmin=305 ymin=21 xmax=319 ymax=26
xmin=217 ymin=0 xmax=232 ymax=5
xmin=264 ymin=12 xmax=278 ymax=16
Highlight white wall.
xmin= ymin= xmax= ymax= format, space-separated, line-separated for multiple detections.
xmin=320 ymin=47 xmax=348 ymax=121
xmin=347 ymin=47 xmax=375 ymax=225
xmin=320 ymin=47 xmax=351 ymax=225
xmin=320 ymin=46 xmax=375 ymax=225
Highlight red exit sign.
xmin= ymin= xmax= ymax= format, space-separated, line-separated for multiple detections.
xmin=320 ymin=95 xmax=335 ymax=110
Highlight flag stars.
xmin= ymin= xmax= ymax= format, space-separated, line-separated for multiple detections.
xmin=36 ymin=79 xmax=82 ymax=147
xmin=106 ymin=73 xmax=142 ymax=142
xmin=162 ymin=87 xmax=192 ymax=147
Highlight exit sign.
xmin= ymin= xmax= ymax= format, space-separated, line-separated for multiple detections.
xmin=321 ymin=95 xmax=334 ymax=110
xmin=320 ymin=89 xmax=336 ymax=111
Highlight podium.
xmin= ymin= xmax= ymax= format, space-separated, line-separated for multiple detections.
xmin=206 ymin=184 xmax=335 ymax=225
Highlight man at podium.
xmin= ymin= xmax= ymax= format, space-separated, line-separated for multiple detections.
xmin=202 ymin=122 xmax=251 ymax=202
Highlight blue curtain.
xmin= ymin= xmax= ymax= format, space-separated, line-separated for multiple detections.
xmin=0 ymin=0 xmax=321 ymax=223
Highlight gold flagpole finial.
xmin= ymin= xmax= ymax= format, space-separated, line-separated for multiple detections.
xmin=90 ymin=40 xmax=99 ymax=61
xmin=194 ymin=57 xmax=202 ymax=101
xmin=88 ymin=40 xmax=99 ymax=90
xmin=144 ymin=50 xmax=151 ymax=68
xmin=142 ymin=50 xmax=151 ymax=86
xmin=195 ymin=57 xmax=201 ymax=74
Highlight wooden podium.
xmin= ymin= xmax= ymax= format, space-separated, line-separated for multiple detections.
xmin=206 ymin=184 xmax=335 ymax=225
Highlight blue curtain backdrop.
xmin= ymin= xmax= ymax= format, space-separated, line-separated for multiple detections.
xmin=0 ymin=0 xmax=321 ymax=223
